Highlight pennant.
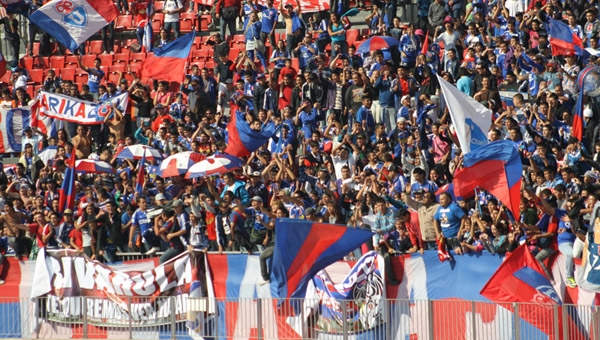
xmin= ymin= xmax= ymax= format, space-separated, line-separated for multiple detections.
xmin=437 ymin=75 xmax=491 ymax=154
xmin=58 ymin=151 xmax=77 ymax=213
xmin=139 ymin=31 xmax=195 ymax=83
xmin=224 ymin=110 xmax=276 ymax=157
xmin=420 ymin=30 xmax=429 ymax=55
xmin=271 ymin=218 xmax=373 ymax=299
xmin=29 ymin=0 xmax=118 ymax=52
xmin=136 ymin=150 xmax=146 ymax=194
xmin=453 ymin=140 xmax=522 ymax=218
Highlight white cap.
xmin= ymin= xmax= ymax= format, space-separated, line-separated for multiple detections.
xmin=401 ymin=95 xmax=411 ymax=103
xmin=584 ymin=108 xmax=594 ymax=118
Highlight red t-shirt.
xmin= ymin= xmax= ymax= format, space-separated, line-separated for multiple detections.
xmin=133 ymin=1 xmax=149 ymax=27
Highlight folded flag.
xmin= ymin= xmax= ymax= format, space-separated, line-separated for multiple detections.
xmin=58 ymin=151 xmax=77 ymax=213
xmin=139 ymin=31 xmax=195 ymax=83
xmin=271 ymin=218 xmax=373 ymax=299
xmin=29 ymin=0 xmax=118 ymax=52
xmin=437 ymin=237 xmax=452 ymax=262
xmin=1 ymin=0 xmax=33 ymax=16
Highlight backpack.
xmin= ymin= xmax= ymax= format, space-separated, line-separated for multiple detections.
xmin=222 ymin=6 xmax=238 ymax=20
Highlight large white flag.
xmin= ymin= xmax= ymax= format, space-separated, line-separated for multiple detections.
xmin=436 ymin=75 xmax=491 ymax=154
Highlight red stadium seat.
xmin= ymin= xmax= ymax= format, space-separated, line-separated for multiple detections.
xmin=113 ymin=52 xmax=130 ymax=65
xmin=153 ymin=0 xmax=163 ymax=11
xmin=21 ymin=57 xmax=33 ymax=70
xmin=75 ymin=72 xmax=88 ymax=84
xmin=130 ymin=52 xmax=146 ymax=63
xmin=88 ymin=40 xmax=103 ymax=54
xmin=32 ymin=42 xmax=40 ymax=56
xmin=81 ymin=54 xmax=96 ymax=67
xmin=180 ymin=12 xmax=196 ymax=33
xmin=26 ymin=86 xmax=35 ymax=99
xmin=28 ymin=69 xmax=44 ymax=84
xmin=60 ymin=68 xmax=76 ymax=82
xmin=115 ymin=15 xmax=133 ymax=30
xmin=65 ymin=55 xmax=79 ymax=68
xmin=32 ymin=56 xmax=48 ymax=69
xmin=98 ymin=53 xmax=114 ymax=67
xmin=49 ymin=56 xmax=65 ymax=69
xmin=129 ymin=63 xmax=141 ymax=73
xmin=110 ymin=65 xmax=126 ymax=73
xmin=152 ymin=13 xmax=164 ymax=33
xmin=107 ymin=71 xmax=121 ymax=84
xmin=346 ymin=29 xmax=359 ymax=45
xmin=199 ymin=15 xmax=211 ymax=31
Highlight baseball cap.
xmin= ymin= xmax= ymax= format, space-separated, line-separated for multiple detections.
xmin=155 ymin=193 xmax=166 ymax=201
xmin=154 ymin=103 xmax=164 ymax=110
xmin=584 ymin=108 xmax=594 ymax=118
xmin=172 ymin=198 xmax=184 ymax=207
xmin=251 ymin=196 xmax=263 ymax=203
xmin=63 ymin=209 xmax=73 ymax=215
xmin=305 ymin=207 xmax=316 ymax=215
xmin=584 ymin=171 xmax=599 ymax=179
xmin=397 ymin=117 xmax=407 ymax=123
xmin=251 ymin=171 xmax=261 ymax=177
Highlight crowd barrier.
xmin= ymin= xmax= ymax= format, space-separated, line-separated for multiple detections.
xmin=0 ymin=296 xmax=597 ymax=339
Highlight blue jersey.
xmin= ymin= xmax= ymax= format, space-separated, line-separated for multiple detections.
xmin=87 ymin=68 xmax=105 ymax=93
xmin=259 ymin=6 xmax=278 ymax=33
xmin=132 ymin=209 xmax=152 ymax=234
xmin=433 ymin=203 xmax=465 ymax=238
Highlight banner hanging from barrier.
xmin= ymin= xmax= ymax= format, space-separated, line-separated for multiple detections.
xmin=31 ymin=249 xmax=215 ymax=328
xmin=38 ymin=91 xmax=129 ymax=125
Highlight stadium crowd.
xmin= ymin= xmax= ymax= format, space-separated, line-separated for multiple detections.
xmin=0 ymin=0 xmax=599 ymax=289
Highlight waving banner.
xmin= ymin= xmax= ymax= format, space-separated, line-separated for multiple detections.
xmin=39 ymin=91 xmax=129 ymax=125
xmin=31 ymin=249 xmax=215 ymax=329
xmin=28 ymin=0 xmax=118 ymax=51
xmin=0 ymin=105 xmax=34 ymax=153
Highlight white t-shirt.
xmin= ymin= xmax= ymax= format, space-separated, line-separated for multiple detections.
xmin=163 ymin=0 xmax=183 ymax=23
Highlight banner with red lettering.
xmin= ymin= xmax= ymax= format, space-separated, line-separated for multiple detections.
xmin=31 ymin=249 xmax=215 ymax=329
xmin=38 ymin=91 xmax=129 ymax=125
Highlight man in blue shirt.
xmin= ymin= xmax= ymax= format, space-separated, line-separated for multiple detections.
xmin=255 ymin=0 xmax=278 ymax=48
xmin=131 ymin=196 xmax=161 ymax=254
xmin=434 ymin=192 xmax=467 ymax=254
xmin=77 ymin=56 xmax=105 ymax=101
xmin=355 ymin=96 xmax=375 ymax=136
xmin=294 ymin=34 xmax=317 ymax=72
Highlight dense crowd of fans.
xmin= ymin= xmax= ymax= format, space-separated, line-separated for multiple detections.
xmin=0 ymin=0 xmax=599 ymax=289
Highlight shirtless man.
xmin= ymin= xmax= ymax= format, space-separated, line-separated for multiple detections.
xmin=71 ymin=125 xmax=92 ymax=159
xmin=103 ymin=102 xmax=126 ymax=141
xmin=0 ymin=201 xmax=30 ymax=259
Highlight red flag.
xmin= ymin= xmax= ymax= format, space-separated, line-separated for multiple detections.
xmin=420 ymin=31 xmax=429 ymax=55
xmin=58 ymin=152 xmax=77 ymax=213
xmin=0 ymin=51 xmax=6 ymax=79
xmin=139 ymin=31 xmax=195 ymax=83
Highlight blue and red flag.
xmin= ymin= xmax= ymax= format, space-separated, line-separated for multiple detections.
xmin=139 ymin=31 xmax=195 ymax=83
xmin=548 ymin=19 xmax=590 ymax=58
xmin=224 ymin=110 xmax=276 ymax=157
xmin=29 ymin=0 xmax=118 ymax=52
xmin=571 ymin=66 xmax=597 ymax=141
xmin=453 ymin=140 xmax=522 ymax=218
xmin=58 ymin=151 xmax=77 ymax=213
xmin=480 ymin=245 xmax=565 ymax=338
xmin=136 ymin=150 xmax=146 ymax=194
xmin=271 ymin=218 xmax=373 ymax=299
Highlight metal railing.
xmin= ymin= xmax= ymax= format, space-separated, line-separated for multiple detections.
xmin=0 ymin=296 xmax=597 ymax=339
